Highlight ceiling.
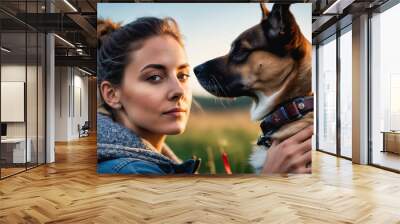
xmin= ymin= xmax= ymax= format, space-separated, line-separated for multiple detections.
xmin=0 ymin=0 xmax=395 ymax=75
xmin=311 ymin=0 xmax=391 ymax=43
xmin=0 ymin=0 xmax=97 ymax=74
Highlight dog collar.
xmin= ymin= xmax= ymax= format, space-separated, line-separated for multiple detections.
xmin=257 ymin=96 xmax=314 ymax=147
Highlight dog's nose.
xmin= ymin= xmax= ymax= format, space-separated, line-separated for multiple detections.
xmin=194 ymin=64 xmax=205 ymax=75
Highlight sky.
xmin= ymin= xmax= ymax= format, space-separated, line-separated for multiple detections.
xmin=98 ymin=3 xmax=312 ymax=96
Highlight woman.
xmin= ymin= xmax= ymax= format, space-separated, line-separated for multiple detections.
xmin=97 ymin=17 xmax=312 ymax=175
xmin=97 ymin=17 xmax=200 ymax=174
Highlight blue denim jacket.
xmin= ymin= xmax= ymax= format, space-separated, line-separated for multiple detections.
xmin=97 ymin=113 xmax=200 ymax=175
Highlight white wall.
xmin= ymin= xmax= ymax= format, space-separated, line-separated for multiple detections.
xmin=54 ymin=67 xmax=89 ymax=141
xmin=72 ymin=73 xmax=89 ymax=138
xmin=1 ymin=65 xmax=36 ymax=138
xmin=1 ymin=63 xmax=46 ymax=164
xmin=54 ymin=66 xmax=69 ymax=141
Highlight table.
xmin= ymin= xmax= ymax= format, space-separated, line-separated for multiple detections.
xmin=1 ymin=138 xmax=31 ymax=163
xmin=381 ymin=131 xmax=400 ymax=155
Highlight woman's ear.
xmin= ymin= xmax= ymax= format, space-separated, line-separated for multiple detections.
xmin=100 ymin=81 xmax=122 ymax=110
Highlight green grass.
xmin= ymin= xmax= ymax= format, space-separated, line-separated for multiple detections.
xmin=166 ymin=111 xmax=259 ymax=174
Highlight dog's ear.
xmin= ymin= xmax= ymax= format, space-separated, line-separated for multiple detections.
xmin=262 ymin=4 xmax=292 ymax=39
xmin=260 ymin=2 xmax=269 ymax=20
xmin=262 ymin=4 xmax=305 ymax=58
xmin=262 ymin=4 xmax=297 ymax=49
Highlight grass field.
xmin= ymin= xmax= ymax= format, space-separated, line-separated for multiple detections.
xmin=166 ymin=110 xmax=260 ymax=174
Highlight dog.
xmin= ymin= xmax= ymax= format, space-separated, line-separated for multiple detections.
xmin=193 ymin=3 xmax=313 ymax=173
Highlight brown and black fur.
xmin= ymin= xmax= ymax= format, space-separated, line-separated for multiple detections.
xmin=193 ymin=3 xmax=312 ymax=171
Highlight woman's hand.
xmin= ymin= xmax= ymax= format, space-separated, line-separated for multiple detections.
xmin=261 ymin=125 xmax=313 ymax=174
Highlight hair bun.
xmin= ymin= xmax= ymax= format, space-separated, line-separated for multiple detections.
xmin=97 ymin=19 xmax=122 ymax=48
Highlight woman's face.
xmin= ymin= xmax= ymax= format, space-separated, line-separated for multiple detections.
xmin=119 ymin=35 xmax=192 ymax=135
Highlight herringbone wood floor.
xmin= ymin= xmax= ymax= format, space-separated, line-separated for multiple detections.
xmin=0 ymin=135 xmax=399 ymax=223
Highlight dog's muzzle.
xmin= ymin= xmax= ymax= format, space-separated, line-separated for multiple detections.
xmin=193 ymin=64 xmax=205 ymax=75
xmin=194 ymin=61 xmax=252 ymax=97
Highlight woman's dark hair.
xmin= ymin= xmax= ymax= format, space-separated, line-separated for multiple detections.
xmin=97 ymin=17 xmax=184 ymax=113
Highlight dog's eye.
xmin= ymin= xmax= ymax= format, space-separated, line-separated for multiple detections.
xmin=231 ymin=48 xmax=250 ymax=62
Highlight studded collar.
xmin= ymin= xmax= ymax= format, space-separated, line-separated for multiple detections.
xmin=257 ymin=96 xmax=314 ymax=147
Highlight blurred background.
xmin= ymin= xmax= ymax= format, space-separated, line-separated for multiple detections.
xmin=167 ymin=97 xmax=259 ymax=174
xmin=98 ymin=3 xmax=311 ymax=174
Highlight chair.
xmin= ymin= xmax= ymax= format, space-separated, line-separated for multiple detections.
xmin=78 ymin=121 xmax=90 ymax=138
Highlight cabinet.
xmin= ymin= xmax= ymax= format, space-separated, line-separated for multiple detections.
xmin=382 ymin=131 xmax=400 ymax=154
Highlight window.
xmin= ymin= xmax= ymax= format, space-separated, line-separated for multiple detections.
xmin=0 ymin=1 xmax=46 ymax=179
xmin=371 ymin=2 xmax=400 ymax=171
xmin=339 ymin=27 xmax=352 ymax=158
xmin=317 ymin=35 xmax=337 ymax=155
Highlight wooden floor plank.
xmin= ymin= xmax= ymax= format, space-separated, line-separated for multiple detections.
xmin=0 ymin=135 xmax=399 ymax=223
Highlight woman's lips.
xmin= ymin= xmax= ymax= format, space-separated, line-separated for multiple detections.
xmin=163 ymin=108 xmax=187 ymax=117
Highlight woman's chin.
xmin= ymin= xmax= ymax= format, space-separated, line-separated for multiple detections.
xmin=167 ymin=128 xmax=185 ymax=135
xmin=162 ymin=125 xmax=186 ymax=135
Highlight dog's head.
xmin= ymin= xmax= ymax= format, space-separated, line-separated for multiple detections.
xmin=194 ymin=3 xmax=312 ymax=121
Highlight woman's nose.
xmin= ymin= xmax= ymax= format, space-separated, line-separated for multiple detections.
xmin=168 ymin=76 xmax=185 ymax=101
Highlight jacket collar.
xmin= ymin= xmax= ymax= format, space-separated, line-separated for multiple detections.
xmin=97 ymin=113 xmax=200 ymax=174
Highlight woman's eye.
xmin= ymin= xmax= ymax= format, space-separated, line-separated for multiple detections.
xmin=177 ymin=73 xmax=190 ymax=82
xmin=146 ymin=74 xmax=163 ymax=83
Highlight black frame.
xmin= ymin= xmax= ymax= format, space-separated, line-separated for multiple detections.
xmin=315 ymin=33 xmax=341 ymax=157
xmin=367 ymin=0 xmax=400 ymax=173
xmin=315 ymin=22 xmax=353 ymax=162
xmin=315 ymin=0 xmax=400 ymax=173
xmin=338 ymin=24 xmax=353 ymax=161
xmin=336 ymin=27 xmax=341 ymax=158
xmin=0 ymin=0 xmax=47 ymax=179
